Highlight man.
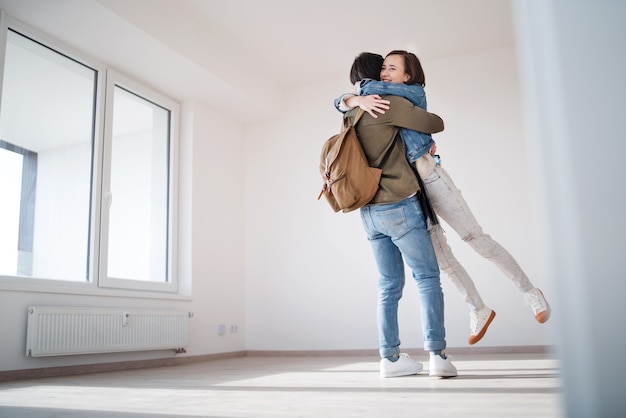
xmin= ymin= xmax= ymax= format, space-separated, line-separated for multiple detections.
xmin=343 ymin=52 xmax=457 ymax=378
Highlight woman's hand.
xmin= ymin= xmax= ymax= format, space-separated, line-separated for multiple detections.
xmin=345 ymin=94 xmax=390 ymax=118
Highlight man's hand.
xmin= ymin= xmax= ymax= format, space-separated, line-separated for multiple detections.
xmin=345 ymin=94 xmax=390 ymax=118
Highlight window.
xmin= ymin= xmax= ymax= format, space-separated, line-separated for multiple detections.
xmin=98 ymin=73 xmax=179 ymax=292
xmin=0 ymin=28 xmax=96 ymax=282
xmin=0 ymin=20 xmax=179 ymax=293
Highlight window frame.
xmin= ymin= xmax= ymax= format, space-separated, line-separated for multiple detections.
xmin=98 ymin=70 xmax=180 ymax=293
xmin=0 ymin=13 xmax=180 ymax=296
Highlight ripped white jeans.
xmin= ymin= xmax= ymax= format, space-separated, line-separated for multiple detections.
xmin=423 ymin=165 xmax=534 ymax=311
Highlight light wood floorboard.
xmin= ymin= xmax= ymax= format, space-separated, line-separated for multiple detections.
xmin=0 ymin=351 xmax=562 ymax=417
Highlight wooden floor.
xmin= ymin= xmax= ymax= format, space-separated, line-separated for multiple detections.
xmin=0 ymin=351 xmax=562 ymax=417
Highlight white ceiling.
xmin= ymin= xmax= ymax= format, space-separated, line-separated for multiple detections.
xmin=0 ymin=0 xmax=516 ymax=125
xmin=94 ymin=0 xmax=516 ymax=89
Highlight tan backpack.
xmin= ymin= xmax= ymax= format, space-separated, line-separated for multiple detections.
xmin=317 ymin=109 xmax=394 ymax=213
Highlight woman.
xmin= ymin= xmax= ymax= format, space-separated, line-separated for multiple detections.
xmin=336 ymin=51 xmax=551 ymax=345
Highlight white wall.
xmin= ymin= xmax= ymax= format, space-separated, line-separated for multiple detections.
xmin=244 ymin=45 xmax=554 ymax=351
xmin=184 ymin=100 xmax=247 ymax=356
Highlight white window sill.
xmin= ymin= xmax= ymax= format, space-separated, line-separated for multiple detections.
xmin=0 ymin=276 xmax=191 ymax=301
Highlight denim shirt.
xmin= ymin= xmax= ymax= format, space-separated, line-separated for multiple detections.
xmin=334 ymin=79 xmax=434 ymax=164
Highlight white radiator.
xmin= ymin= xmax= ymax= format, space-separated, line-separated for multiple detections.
xmin=26 ymin=306 xmax=190 ymax=357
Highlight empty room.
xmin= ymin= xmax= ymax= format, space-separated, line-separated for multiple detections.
xmin=0 ymin=0 xmax=624 ymax=417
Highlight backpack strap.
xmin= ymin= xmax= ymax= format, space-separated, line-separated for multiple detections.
xmin=409 ymin=161 xmax=439 ymax=227
xmin=376 ymin=139 xmax=396 ymax=169
xmin=344 ymin=108 xmax=366 ymax=129
xmin=351 ymin=109 xmax=393 ymax=170
xmin=387 ymin=136 xmax=439 ymax=227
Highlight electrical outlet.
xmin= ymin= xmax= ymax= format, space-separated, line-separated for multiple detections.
xmin=230 ymin=325 xmax=238 ymax=333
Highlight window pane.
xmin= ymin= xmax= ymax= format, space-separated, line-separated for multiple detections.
xmin=107 ymin=86 xmax=170 ymax=282
xmin=0 ymin=146 xmax=22 ymax=273
xmin=0 ymin=30 xmax=96 ymax=281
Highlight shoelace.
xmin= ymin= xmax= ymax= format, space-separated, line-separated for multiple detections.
xmin=469 ymin=312 xmax=484 ymax=333
xmin=525 ymin=293 xmax=546 ymax=313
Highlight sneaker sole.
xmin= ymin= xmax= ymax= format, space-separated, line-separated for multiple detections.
xmin=380 ymin=364 xmax=423 ymax=378
xmin=534 ymin=289 xmax=551 ymax=323
xmin=429 ymin=371 xmax=458 ymax=378
xmin=429 ymin=367 xmax=458 ymax=378
xmin=467 ymin=310 xmax=496 ymax=345
xmin=536 ymin=310 xmax=550 ymax=323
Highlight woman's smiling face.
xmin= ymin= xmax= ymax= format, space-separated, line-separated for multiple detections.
xmin=380 ymin=54 xmax=409 ymax=84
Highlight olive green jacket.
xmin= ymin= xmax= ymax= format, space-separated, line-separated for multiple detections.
xmin=344 ymin=95 xmax=444 ymax=205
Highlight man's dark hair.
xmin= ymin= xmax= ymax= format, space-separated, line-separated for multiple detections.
xmin=349 ymin=52 xmax=384 ymax=84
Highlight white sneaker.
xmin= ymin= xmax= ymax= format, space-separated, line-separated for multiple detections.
xmin=380 ymin=353 xmax=423 ymax=378
xmin=429 ymin=353 xmax=458 ymax=378
xmin=524 ymin=288 xmax=551 ymax=323
xmin=468 ymin=307 xmax=496 ymax=345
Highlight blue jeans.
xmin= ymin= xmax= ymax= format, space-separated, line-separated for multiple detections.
xmin=360 ymin=195 xmax=447 ymax=357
